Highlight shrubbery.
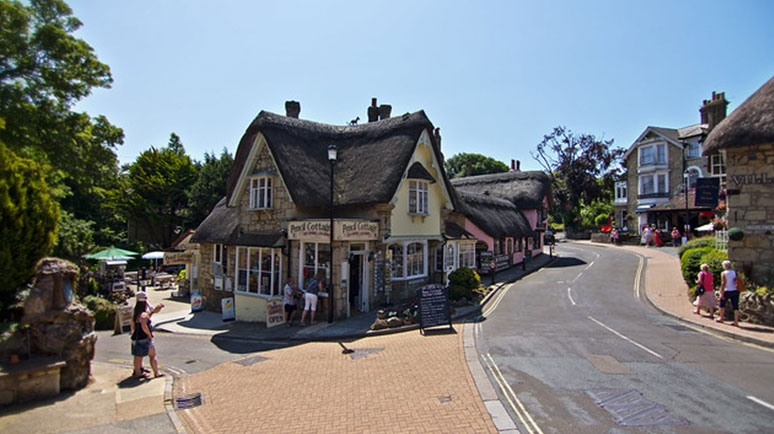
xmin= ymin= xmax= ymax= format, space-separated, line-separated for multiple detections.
xmin=677 ymin=236 xmax=715 ymax=259
xmin=83 ymin=295 xmax=116 ymax=330
xmin=699 ymin=249 xmax=728 ymax=290
xmin=448 ymin=268 xmax=480 ymax=301
xmin=681 ymin=247 xmax=713 ymax=286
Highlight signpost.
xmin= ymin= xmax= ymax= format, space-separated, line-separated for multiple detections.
xmin=488 ymin=260 xmax=496 ymax=286
xmin=417 ymin=284 xmax=453 ymax=334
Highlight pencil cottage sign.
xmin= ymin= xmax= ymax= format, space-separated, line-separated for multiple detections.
xmin=287 ymin=220 xmax=379 ymax=242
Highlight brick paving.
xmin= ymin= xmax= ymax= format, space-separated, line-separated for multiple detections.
xmin=175 ymin=328 xmax=497 ymax=434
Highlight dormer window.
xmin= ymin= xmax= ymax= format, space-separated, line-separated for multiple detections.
xmin=408 ymin=180 xmax=429 ymax=214
xmin=639 ymin=143 xmax=666 ymax=166
xmin=249 ymin=176 xmax=273 ymax=209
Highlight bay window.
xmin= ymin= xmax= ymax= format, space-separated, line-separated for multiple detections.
xmin=458 ymin=243 xmax=475 ymax=268
xmin=388 ymin=240 xmax=427 ymax=279
xmin=235 ymin=246 xmax=282 ymax=296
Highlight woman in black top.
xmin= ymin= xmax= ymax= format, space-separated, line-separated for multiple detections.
xmin=130 ymin=292 xmax=164 ymax=378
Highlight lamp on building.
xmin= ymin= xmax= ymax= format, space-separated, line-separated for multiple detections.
xmin=328 ymin=144 xmax=337 ymax=323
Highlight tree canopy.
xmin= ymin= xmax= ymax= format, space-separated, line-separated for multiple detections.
xmin=531 ymin=126 xmax=623 ymax=229
xmin=444 ymin=153 xmax=509 ymax=178
xmin=185 ymin=148 xmax=233 ymax=228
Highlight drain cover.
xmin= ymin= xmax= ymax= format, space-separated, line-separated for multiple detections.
xmin=586 ymin=389 xmax=686 ymax=427
xmin=233 ymin=355 xmax=268 ymax=366
xmin=349 ymin=348 xmax=384 ymax=360
xmin=176 ymin=392 xmax=204 ymax=409
xmin=438 ymin=395 xmax=452 ymax=403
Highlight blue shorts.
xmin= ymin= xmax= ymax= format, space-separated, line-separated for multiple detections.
xmin=131 ymin=339 xmax=154 ymax=357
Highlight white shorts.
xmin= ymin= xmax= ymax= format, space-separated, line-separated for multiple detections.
xmin=304 ymin=292 xmax=318 ymax=311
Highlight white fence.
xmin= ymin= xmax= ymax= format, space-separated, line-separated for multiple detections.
xmin=715 ymin=229 xmax=728 ymax=251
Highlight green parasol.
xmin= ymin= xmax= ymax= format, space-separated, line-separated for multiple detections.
xmin=84 ymin=246 xmax=139 ymax=261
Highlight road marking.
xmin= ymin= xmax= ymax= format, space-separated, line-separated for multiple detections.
xmin=567 ymin=287 xmax=576 ymax=306
xmin=748 ymin=396 xmax=774 ymax=411
xmin=588 ymin=316 xmax=663 ymax=359
xmin=482 ymin=283 xmax=513 ymax=317
xmin=633 ymin=255 xmax=644 ymax=299
xmin=475 ymin=323 xmax=481 ymax=340
xmin=484 ymin=353 xmax=544 ymax=434
xmin=109 ymin=358 xmax=130 ymax=364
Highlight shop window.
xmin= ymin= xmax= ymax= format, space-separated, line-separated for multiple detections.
xmin=249 ymin=176 xmax=273 ymax=209
xmin=408 ymin=180 xmax=429 ymax=215
xmin=434 ymin=246 xmax=444 ymax=272
xmin=406 ymin=242 xmax=425 ymax=278
xmin=388 ymin=241 xmax=427 ymax=279
xmin=388 ymin=244 xmax=403 ymax=278
xmin=235 ymin=247 xmax=282 ymax=296
xmin=458 ymin=243 xmax=475 ymax=268
xmin=301 ymin=242 xmax=330 ymax=289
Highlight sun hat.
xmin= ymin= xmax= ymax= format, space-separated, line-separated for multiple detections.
xmin=136 ymin=291 xmax=147 ymax=302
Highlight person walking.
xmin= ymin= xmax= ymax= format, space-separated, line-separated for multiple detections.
xmin=130 ymin=292 xmax=164 ymax=378
xmin=694 ymin=264 xmax=717 ymax=318
xmin=643 ymin=225 xmax=653 ymax=247
xmin=300 ymin=273 xmax=324 ymax=326
xmin=717 ymin=260 xmax=741 ymax=326
xmin=283 ymin=278 xmax=300 ymax=327
xmin=671 ymin=227 xmax=681 ymax=247
xmin=611 ymin=228 xmax=619 ymax=246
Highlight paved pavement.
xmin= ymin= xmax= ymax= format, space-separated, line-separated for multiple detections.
xmin=4 ymin=243 xmax=773 ymax=433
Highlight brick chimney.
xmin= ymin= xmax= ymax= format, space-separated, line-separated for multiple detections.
xmin=367 ymin=98 xmax=379 ymax=122
xmin=378 ymin=104 xmax=392 ymax=120
xmin=699 ymin=91 xmax=728 ymax=132
xmin=285 ymin=100 xmax=300 ymax=118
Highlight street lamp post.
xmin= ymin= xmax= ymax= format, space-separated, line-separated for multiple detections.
xmin=328 ymin=144 xmax=337 ymax=323
xmin=682 ymin=146 xmax=690 ymax=245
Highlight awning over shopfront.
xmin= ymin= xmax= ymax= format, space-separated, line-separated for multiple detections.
xmin=636 ymin=204 xmax=655 ymax=213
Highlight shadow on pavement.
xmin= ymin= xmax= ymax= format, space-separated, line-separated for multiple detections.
xmin=420 ymin=327 xmax=458 ymax=336
xmin=117 ymin=375 xmax=155 ymax=389
xmin=209 ymin=334 xmax=302 ymax=353
xmin=545 ymin=257 xmax=587 ymax=268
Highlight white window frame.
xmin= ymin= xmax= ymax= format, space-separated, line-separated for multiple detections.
xmin=213 ymin=244 xmax=227 ymax=272
xmin=298 ymin=242 xmax=330 ymax=289
xmin=638 ymin=142 xmax=667 ymax=167
xmin=408 ymin=180 xmax=429 ymax=215
xmin=249 ymin=176 xmax=273 ymax=209
xmin=387 ymin=240 xmax=428 ymax=280
xmin=639 ymin=172 xmax=669 ymax=195
xmin=458 ymin=242 xmax=475 ymax=268
xmin=615 ymin=181 xmax=628 ymax=202
xmin=234 ymin=246 xmax=282 ymax=297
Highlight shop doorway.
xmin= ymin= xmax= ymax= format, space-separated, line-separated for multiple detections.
xmin=348 ymin=249 xmax=369 ymax=313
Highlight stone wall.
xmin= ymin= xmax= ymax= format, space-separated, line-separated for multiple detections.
xmin=726 ymin=143 xmax=774 ymax=283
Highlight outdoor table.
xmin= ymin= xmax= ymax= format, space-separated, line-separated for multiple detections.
xmin=153 ymin=273 xmax=176 ymax=289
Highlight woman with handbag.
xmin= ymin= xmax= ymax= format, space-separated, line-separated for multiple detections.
xmin=694 ymin=264 xmax=716 ymax=318
xmin=717 ymin=260 xmax=741 ymax=326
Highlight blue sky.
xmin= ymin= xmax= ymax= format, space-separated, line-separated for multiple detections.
xmin=69 ymin=1 xmax=774 ymax=171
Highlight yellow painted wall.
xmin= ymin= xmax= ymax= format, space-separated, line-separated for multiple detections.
xmin=390 ymin=134 xmax=448 ymax=237
xmin=235 ymin=293 xmax=271 ymax=322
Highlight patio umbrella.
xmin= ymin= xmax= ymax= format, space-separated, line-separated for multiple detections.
xmin=84 ymin=246 xmax=139 ymax=261
xmin=142 ymin=251 xmax=165 ymax=270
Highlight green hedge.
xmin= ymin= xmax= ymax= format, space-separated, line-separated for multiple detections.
xmin=699 ymin=249 xmax=728 ymax=290
xmin=83 ymin=295 xmax=116 ymax=330
xmin=448 ymin=268 xmax=480 ymax=301
xmin=681 ymin=247 xmax=713 ymax=286
xmin=677 ymin=236 xmax=715 ymax=259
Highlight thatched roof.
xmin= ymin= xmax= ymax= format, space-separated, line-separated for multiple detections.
xmin=191 ymin=197 xmax=285 ymax=246
xmin=703 ymin=75 xmax=774 ymax=154
xmin=226 ymin=110 xmax=450 ymax=208
xmin=455 ymin=190 xmax=535 ymax=239
xmin=444 ymin=221 xmax=474 ymax=239
xmin=450 ymin=171 xmax=551 ymax=209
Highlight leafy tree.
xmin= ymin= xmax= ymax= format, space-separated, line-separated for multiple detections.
xmin=444 ymin=153 xmax=509 ymax=178
xmin=52 ymin=210 xmax=95 ymax=263
xmin=531 ymin=126 xmax=624 ymax=229
xmin=0 ymin=140 xmax=59 ymax=314
xmin=0 ymin=0 xmax=124 ymax=239
xmin=124 ymin=133 xmax=198 ymax=247
xmin=185 ymin=148 xmax=233 ymax=228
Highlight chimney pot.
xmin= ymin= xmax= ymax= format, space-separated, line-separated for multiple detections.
xmin=371 ymin=98 xmax=378 ymax=107
xmin=285 ymin=100 xmax=300 ymax=118
xmin=516 ymin=160 xmax=521 ymax=171
xmin=378 ymin=104 xmax=392 ymax=120
xmin=511 ymin=159 xmax=515 ymax=170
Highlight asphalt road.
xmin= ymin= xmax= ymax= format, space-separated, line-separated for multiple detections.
xmin=475 ymin=242 xmax=774 ymax=434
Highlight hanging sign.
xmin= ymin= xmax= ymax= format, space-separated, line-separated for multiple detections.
xmin=695 ymin=177 xmax=720 ymax=208
xmin=164 ymin=251 xmax=193 ymax=265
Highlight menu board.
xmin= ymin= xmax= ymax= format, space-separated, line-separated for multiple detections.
xmin=417 ymin=284 xmax=453 ymax=333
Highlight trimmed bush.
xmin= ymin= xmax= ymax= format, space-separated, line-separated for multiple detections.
xmin=699 ymin=249 xmax=728 ymax=290
xmin=448 ymin=285 xmax=470 ymax=301
xmin=0 ymin=143 xmax=59 ymax=314
xmin=83 ymin=295 xmax=116 ymax=330
xmin=448 ymin=267 xmax=481 ymax=301
xmin=681 ymin=247 xmax=713 ymax=286
xmin=677 ymin=236 xmax=715 ymax=259
xmin=728 ymin=227 xmax=745 ymax=241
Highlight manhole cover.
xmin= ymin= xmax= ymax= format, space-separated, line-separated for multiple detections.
xmin=586 ymin=389 xmax=687 ymax=427
xmin=176 ymin=392 xmax=204 ymax=409
xmin=233 ymin=355 xmax=268 ymax=366
xmin=349 ymin=348 xmax=384 ymax=360
xmin=438 ymin=395 xmax=452 ymax=403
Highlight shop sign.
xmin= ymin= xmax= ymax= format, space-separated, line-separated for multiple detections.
xmin=417 ymin=284 xmax=453 ymax=333
xmin=495 ymin=254 xmax=510 ymax=269
xmin=695 ymin=177 xmax=720 ymax=208
xmin=287 ymin=220 xmax=379 ymax=241
xmin=114 ymin=304 xmax=133 ymax=334
xmin=746 ymin=224 xmax=774 ymax=231
xmin=731 ymin=173 xmax=774 ymax=186
xmin=164 ymin=251 xmax=193 ymax=265
xmin=266 ymin=298 xmax=285 ymax=328
xmin=190 ymin=291 xmax=203 ymax=312
xmin=221 ymin=297 xmax=235 ymax=321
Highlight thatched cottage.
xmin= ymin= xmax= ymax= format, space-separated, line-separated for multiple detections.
xmin=703 ymin=75 xmax=774 ymax=282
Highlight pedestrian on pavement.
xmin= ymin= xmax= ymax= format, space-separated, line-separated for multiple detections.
xmin=694 ymin=264 xmax=717 ymax=318
xmin=671 ymin=227 xmax=681 ymax=247
xmin=130 ymin=291 xmax=165 ymax=379
xmin=717 ymin=260 xmax=741 ymax=326
xmin=654 ymin=228 xmax=663 ymax=247
xmin=284 ymin=278 xmax=300 ymax=326
xmin=643 ymin=225 xmax=653 ymax=247
xmin=300 ymin=272 xmax=324 ymax=326
xmin=611 ymin=228 xmax=619 ymax=246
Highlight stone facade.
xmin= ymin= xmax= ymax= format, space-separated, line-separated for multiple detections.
xmin=725 ymin=142 xmax=774 ymax=282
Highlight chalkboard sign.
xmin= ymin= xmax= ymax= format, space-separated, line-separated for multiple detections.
xmin=417 ymin=284 xmax=453 ymax=333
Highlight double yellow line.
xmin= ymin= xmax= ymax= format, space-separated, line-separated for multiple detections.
xmin=481 ymin=353 xmax=544 ymax=434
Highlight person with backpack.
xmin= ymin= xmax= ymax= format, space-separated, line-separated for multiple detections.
xmin=300 ymin=272 xmax=325 ymax=326
xmin=717 ymin=260 xmax=742 ymax=326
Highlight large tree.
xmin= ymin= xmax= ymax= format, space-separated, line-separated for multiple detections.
xmin=444 ymin=153 xmax=509 ymax=178
xmin=531 ymin=126 xmax=624 ymax=229
xmin=124 ymin=134 xmax=198 ymax=248
xmin=0 ymin=0 xmax=124 ymax=243
xmin=185 ymin=148 xmax=233 ymax=228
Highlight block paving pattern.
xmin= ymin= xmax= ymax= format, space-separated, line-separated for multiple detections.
xmin=175 ymin=328 xmax=497 ymax=433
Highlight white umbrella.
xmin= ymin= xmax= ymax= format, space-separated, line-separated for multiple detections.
xmin=696 ymin=223 xmax=715 ymax=232
xmin=142 ymin=251 xmax=165 ymax=272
